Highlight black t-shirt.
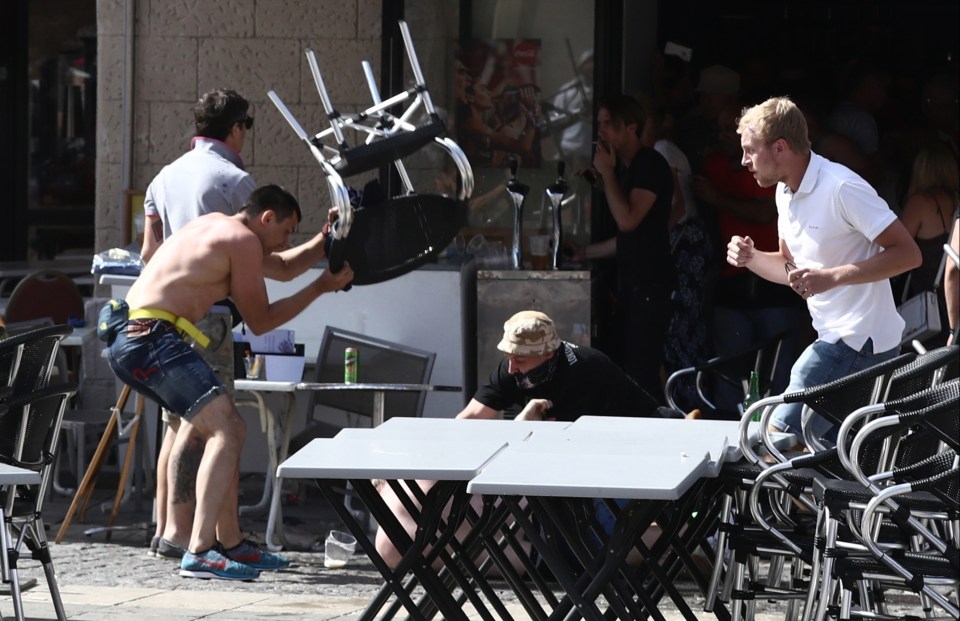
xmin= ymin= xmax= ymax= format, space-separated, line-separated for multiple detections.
xmin=472 ymin=343 xmax=662 ymax=422
xmin=615 ymin=147 xmax=675 ymax=291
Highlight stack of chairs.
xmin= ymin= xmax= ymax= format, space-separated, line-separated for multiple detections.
xmin=704 ymin=344 xmax=958 ymax=620
xmin=1 ymin=324 xmax=76 ymax=621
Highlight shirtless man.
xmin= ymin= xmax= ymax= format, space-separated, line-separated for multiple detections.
xmin=103 ymin=185 xmax=353 ymax=580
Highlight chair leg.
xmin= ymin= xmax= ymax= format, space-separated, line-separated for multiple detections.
xmin=6 ymin=556 xmax=25 ymax=621
xmin=26 ymin=521 xmax=66 ymax=621
xmin=704 ymin=492 xmax=733 ymax=612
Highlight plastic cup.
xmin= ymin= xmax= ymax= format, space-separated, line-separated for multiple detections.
xmin=529 ymin=235 xmax=551 ymax=270
xmin=323 ymin=530 xmax=357 ymax=568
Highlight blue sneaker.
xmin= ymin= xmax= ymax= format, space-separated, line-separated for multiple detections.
xmin=179 ymin=548 xmax=260 ymax=581
xmin=219 ymin=539 xmax=291 ymax=570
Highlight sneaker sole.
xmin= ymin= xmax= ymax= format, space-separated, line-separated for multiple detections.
xmin=179 ymin=569 xmax=259 ymax=581
xmin=240 ymin=561 xmax=290 ymax=571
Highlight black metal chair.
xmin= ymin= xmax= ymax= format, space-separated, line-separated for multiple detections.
xmin=704 ymin=352 xmax=919 ymax=619
xmin=0 ymin=324 xmax=72 ymax=398
xmin=664 ymin=328 xmax=799 ymax=419
xmin=267 ymin=20 xmax=473 ymax=286
xmin=0 ymin=382 xmax=77 ymax=621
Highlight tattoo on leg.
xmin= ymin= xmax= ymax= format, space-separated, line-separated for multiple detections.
xmin=171 ymin=436 xmax=204 ymax=505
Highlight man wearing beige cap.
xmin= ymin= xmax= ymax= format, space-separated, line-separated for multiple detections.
xmin=458 ymin=310 xmax=663 ymax=421
xmin=373 ymin=310 xmax=672 ymax=571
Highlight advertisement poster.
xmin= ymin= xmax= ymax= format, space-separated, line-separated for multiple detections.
xmin=454 ymin=38 xmax=543 ymax=169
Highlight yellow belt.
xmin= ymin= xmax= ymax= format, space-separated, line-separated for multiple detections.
xmin=128 ymin=308 xmax=210 ymax=348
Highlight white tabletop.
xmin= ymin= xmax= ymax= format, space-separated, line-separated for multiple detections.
xmin=0 ymin=463 xmax=42 ymax=485
xmin=467 ymin=446 xmax=711 ymax=500
xmin=277 ymin=436 xmax=509 ymax=481
xmin=334 ymin=417 xmax=571 ymax=441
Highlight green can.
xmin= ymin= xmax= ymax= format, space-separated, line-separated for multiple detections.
xmin=344 ymin=347 xmax=358 ymax=384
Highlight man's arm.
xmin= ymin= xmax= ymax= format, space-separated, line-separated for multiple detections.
xmin=261 ymin=228 xmax=328 ymax=282
xmin=456 ymin=398 xmax=500 ymax=419
xmin=727 ymin=235 xmax=791 ymax=285
xmin=141 ymin=213 xmax=164 ymax=263
xmin=945 ymin=217 xmax=960 ymax=336
xmin=788 ymin=219 xmax=921 ymax=296
xmin=601 ymin=181 xmax=658 ymax=233
xmin=230 ymin=234 xmax=352 ymax=335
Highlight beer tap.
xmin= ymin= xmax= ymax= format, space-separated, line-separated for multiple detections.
xmin=544 ymin=161 xmax=568 ymax=269
xmin=505 ymin=158 xmax=529 ymax=270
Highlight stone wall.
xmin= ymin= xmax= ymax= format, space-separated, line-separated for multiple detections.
xmin=94 ymin=0 xmax=384 ymax=255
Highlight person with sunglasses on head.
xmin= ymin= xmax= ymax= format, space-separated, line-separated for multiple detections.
xmin=138 ymin=88 xmax=258 ymax=565
xmin=141 ymin=88 xmax=256 ymax=262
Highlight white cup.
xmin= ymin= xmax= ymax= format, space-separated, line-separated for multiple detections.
xmin=323 ymin=530 xmax=357 ymax=569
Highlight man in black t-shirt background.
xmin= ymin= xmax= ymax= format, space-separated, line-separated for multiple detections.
xmin=460 ymin=310 xmax=667 ymax=422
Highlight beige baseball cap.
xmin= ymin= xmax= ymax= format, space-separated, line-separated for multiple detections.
xmin=497 ymin=311 xmax=562 ymax=356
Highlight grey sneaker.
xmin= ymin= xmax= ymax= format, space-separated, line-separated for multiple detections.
xmin=179 ymin=548 xmax=260 ymax=581
xmin=157 ymin=537 xmax=187 ymax=560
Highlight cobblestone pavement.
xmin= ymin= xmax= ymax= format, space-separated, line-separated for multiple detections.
xmin=1 ymin=475 xmax=943 ymax=620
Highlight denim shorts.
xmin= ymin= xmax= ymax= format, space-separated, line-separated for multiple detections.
xmin=770 ymin=338 xmax=898 ymax=443
xmin=108 ymin=318 xmax=227 ymax=420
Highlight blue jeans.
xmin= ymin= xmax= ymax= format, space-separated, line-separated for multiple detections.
xmin=770 ymin=338 xmax=898 ymax=443
xmin=108 ymin=318 xmax=227 ymax=419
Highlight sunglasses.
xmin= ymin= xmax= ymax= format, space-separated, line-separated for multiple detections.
xmin=236 ymin=116 xmax=254 ymax=130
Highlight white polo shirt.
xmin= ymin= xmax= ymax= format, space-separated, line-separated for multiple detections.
xmin=777 ymin=152 xmax=902 ymax=352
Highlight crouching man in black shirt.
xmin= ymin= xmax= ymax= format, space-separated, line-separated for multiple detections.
xmin=373 ymin=310 xmax=676 ymax=570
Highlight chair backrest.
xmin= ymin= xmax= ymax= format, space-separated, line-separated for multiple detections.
xmin=306 ymin=326 xmax=436 ymax=424
xmin=785 ymin=351 xmax=917 ymax=428
xmin=1 ymin=324 xmax=72 ymax=396
xmin=0 ymin=382 xmax=76 ymax=469
xmin=884 ymin=344 xmax=959 ymax=402
xmin=0 ymin=336 xmax=24 ymax=391
xmin=4 ymin=269 xmax=85 ymax=326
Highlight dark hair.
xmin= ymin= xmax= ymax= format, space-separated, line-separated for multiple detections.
xmin=598 ymin=94 xmax=646 ymax=138
xmin=241 ymin=185 xmax=302 ymax=223
xmin=194 ymin=88 xmax=250 ymax=140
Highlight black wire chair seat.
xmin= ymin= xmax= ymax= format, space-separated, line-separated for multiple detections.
xmin=326 ymin=193 xmax=468 ymax=285
xmin=268 ymin=20 xmax=474 ymax=287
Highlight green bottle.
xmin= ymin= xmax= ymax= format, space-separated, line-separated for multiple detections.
xmin=743 ymin=370 xmax=761 ymax=421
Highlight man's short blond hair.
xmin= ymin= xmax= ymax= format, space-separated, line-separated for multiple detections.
xmin=737 ymin=96 xmax=811 ymax=156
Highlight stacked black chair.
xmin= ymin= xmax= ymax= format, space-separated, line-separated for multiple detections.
xmin=1 ymin=383 xmax=77 ymax=621
xmin=704 ymin=352 xmax=919 ymax=619
xmin=664 ymin=328 xmax=797 ymax=418
xmin=0 ymin=323 xmax=73 ymax=621
xmin=724 ymin=347 xmax=958 ymax=620
xmin=807 ymin=382 xmax=960 ymax=620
